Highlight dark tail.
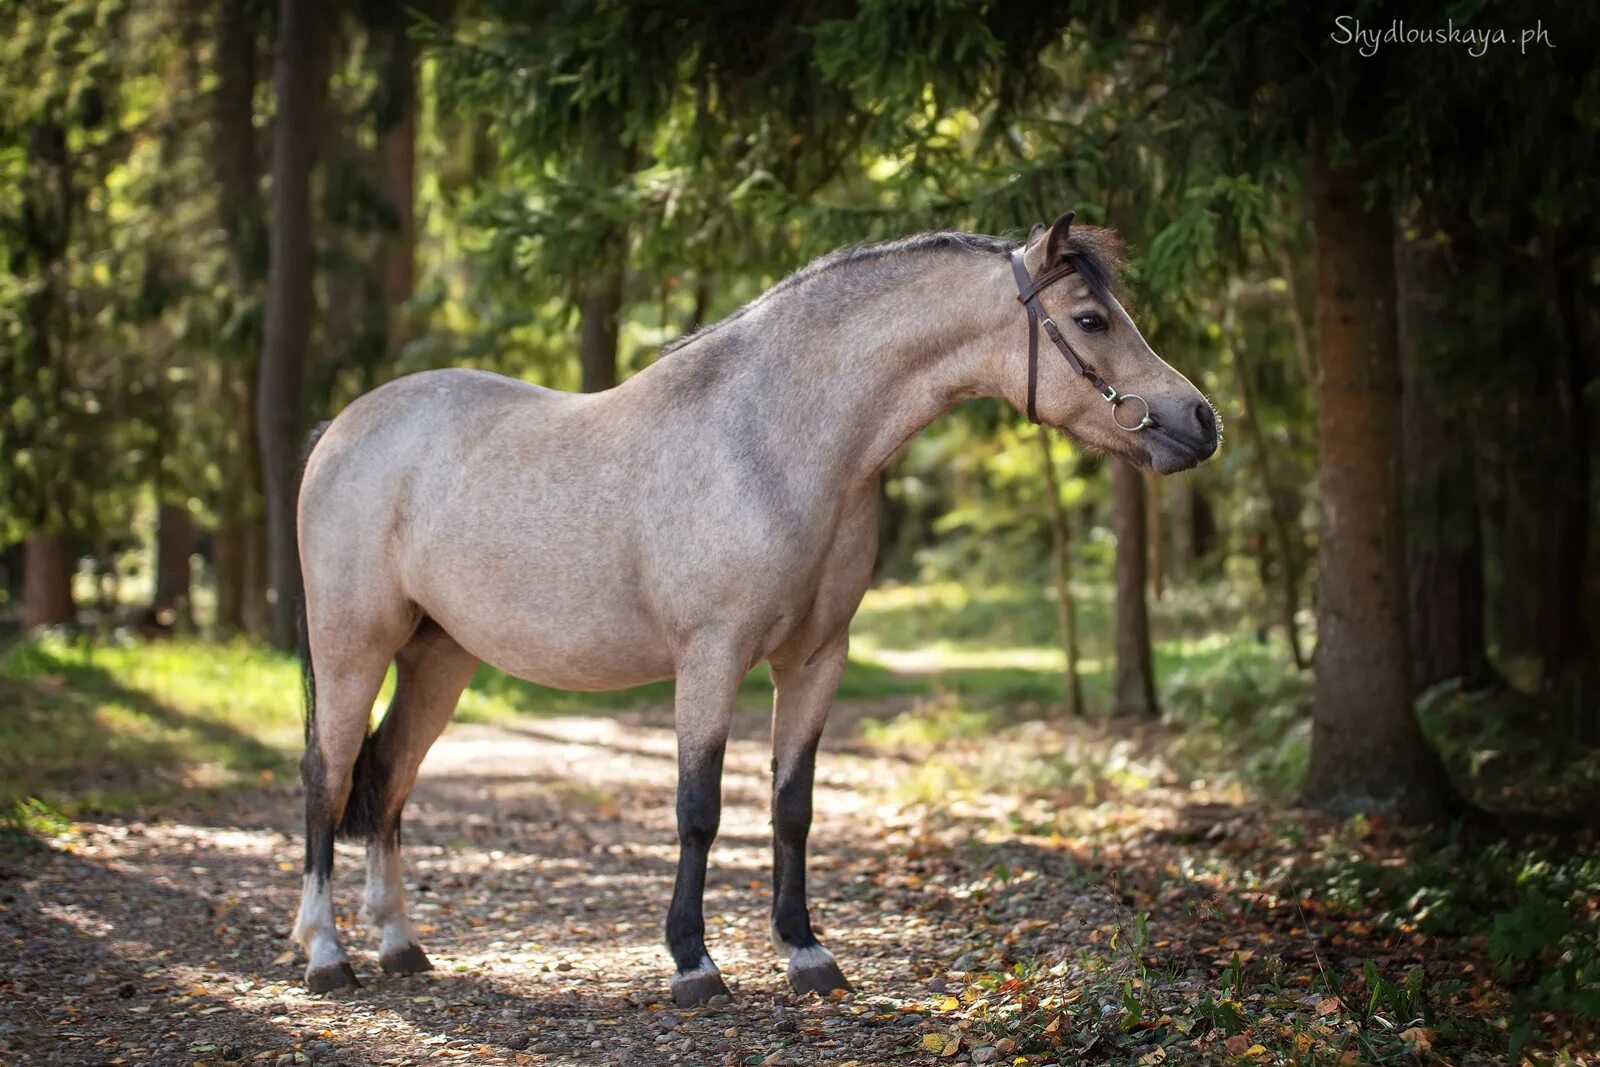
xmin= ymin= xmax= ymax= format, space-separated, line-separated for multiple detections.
xmin=337 ymin=733 xmax=387 ymax=841
xmin=298 ymin=417 xmax=386 ymax=842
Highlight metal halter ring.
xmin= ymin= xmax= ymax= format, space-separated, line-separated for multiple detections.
xmin=1108 ymin=391 xmax=1154 ymax=432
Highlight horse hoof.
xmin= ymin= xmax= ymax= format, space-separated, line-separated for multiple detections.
xmin=380 ymin=943 xmax=433 ymax=976
xmin=670 ymin=970 xmax=732 ymax=1007
xmin=305 ymin=961 xmax=360 ymax=994
xmin=789 ymin=958 xmax=852 ymax=998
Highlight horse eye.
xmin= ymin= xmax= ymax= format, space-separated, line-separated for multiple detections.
xmin=1075 ymin=314 xmax=1107 ymax=333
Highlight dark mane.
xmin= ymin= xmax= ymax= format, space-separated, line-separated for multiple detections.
xmin=661 ymin=226 xmax=1126 ymax=356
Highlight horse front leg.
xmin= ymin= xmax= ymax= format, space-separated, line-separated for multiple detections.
xmin=666 ymin=651 xmax=743 ymax=1006
xmin=769 ymin=632 xmax=852 ymax=996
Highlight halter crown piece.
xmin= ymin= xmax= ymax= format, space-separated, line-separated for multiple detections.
xmin=1010 ymin=216 xmax=1152 ymax=432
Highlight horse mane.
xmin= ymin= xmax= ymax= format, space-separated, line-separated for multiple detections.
xmin=661 ymin=225 xmax=1127 ymax=356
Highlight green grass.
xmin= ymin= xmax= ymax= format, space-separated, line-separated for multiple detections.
xmin=0 ymin=634 xmax=579 ymax=819
xmin=0 ymin=637 xmax=307 ymax=817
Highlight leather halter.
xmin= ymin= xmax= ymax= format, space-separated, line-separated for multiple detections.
xmin=1010 ymin=246 xmax=1152 ymax=431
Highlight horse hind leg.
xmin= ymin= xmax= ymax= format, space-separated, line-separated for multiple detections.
xmin=352 ymin=620 xmax=479 ymax=976
xmin=292 ymin=626 xmax=399 ymax=993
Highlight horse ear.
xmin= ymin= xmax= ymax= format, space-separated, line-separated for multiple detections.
xmin=1044 ymin=211 xmax=1076 ymax=264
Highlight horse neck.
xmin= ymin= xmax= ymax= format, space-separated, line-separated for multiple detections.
xmin=679 ymin=253 xmax=1016 ymax=500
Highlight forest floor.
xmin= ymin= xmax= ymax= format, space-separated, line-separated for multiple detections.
xmin=5 ymin=688 xmax=1594 ymax=1067
xmin=3 ymin=613 xmax=1597 ymax=1067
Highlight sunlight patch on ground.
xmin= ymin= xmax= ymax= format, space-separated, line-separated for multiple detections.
xmin=854 ymin=642 xmax=1083 ymax=674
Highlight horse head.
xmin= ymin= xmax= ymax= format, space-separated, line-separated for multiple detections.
xmin=1011 ymin=212 xmax=1220 ymax=474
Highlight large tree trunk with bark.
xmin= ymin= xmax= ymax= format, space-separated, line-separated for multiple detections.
xmin=22 ymin=534 xmax=75 ymax=630
xmin=1303 ymin=131 xmax=1446 ymax=821
xmin=212 ymin=0 xmax=269 ymax=636
xmin=1397 ymin=233 xmax=1487 ymax=690
xmin=1039 ymin=432 xmax=1085 ymax=717
xmin=258 ymin=0 xmax=330 ymax=649
xmin=1111 ymin=459 xmax=1158 ymax=717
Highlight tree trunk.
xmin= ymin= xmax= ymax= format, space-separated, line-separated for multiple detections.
xmin=215 ymin=516 xmax=268 ymax=635
xmin=22 ymin=534 xmax=74 ymax=630
xmin=1493 ymin=254 xmax=1587 ymax=685
xmin=258 ymin=0 xmax=330 ymax=649
xmin=378 ymin=24 xmax=416 ymax=361
xmin=1224 ymin=293 xmax=1308 ymax=669
xmin=1111 ymin=459 xmax=1158 ymax=717
xmin=1038 ymin=431 xmax=1085 ymax=717
xmin=1303 ymin=130 xmax=1446 ymax=821
xmin=1169 ymin=479 xmax=1195 ymax=584
xmin=153 ymin=503 xmax=195 ymax=625
xmin=213 ymin=519 xmax=246 ymax=632
xmin=1397 ymin=233 xmax=1487 ymax=690
xmin=212 ymin=0 xmax=269 ymax=637
xmin=687 ymin=273 xmax=713 ymax=333
xmin=1145 ymin=470 xmax=1164 ymax=601
xmin=579 ymin=226 xmax=626 ymax=392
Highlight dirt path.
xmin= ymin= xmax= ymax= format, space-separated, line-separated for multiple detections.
xmin=2 ymin=702 xmax=1131 ymax=1066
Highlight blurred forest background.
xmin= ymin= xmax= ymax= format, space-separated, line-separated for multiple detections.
xmin=1 ymin=0 xmax=1598 ymax=1062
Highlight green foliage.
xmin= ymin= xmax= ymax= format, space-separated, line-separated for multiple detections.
xmin=0 ymin=796 xmax=71 ymax=859
xmin=1420 ymin=677 xmax=1600 ymax=818
xmin=1313 ymin=838 xmax=1600 ymax=1037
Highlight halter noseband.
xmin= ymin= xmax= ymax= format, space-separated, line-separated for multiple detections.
xmin=1009 ymin=246 xmax=1152 ymax=432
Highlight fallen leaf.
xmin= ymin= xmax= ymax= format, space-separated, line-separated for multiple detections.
xmin=922 ymin=1034 xmax=947 ymax=1053
xmin=1399 ymin=1027 xmax=1434 ymax=1052
xmin=272 ymin=950 xmax=296 ymax=966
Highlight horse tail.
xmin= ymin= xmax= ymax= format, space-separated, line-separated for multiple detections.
xmin=336 ymin=733 xmax=386 ymax=841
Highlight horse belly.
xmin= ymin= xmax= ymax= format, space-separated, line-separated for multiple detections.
xmin=427 ymin=591 xmax=676 ymax=692
xmin=405 ymin=520 xmax=676 ymax=691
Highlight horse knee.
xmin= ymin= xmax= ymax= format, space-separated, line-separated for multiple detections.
xmin=676 ymin=774 xmax=722 ymax=849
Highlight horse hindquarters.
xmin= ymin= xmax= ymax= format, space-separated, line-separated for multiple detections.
xmin=293 ymin=426 xmax=429 ymax=991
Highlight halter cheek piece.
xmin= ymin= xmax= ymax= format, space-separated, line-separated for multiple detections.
xmin=1009 ymin=246 xmax=1153 ymax=432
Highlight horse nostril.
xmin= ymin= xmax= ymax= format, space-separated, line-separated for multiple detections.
xmin=1194 ymin=401 xmax=1218 ymax=446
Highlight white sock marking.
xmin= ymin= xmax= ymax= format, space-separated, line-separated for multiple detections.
xmin=292 ymin=873 xmax=349 ymax=972
xmin=362 ymin=841 xmax=419 ymax=958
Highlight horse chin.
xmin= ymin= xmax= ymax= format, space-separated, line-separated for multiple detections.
xmin=1142 ymin=432 xmax=1205 ymax=474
